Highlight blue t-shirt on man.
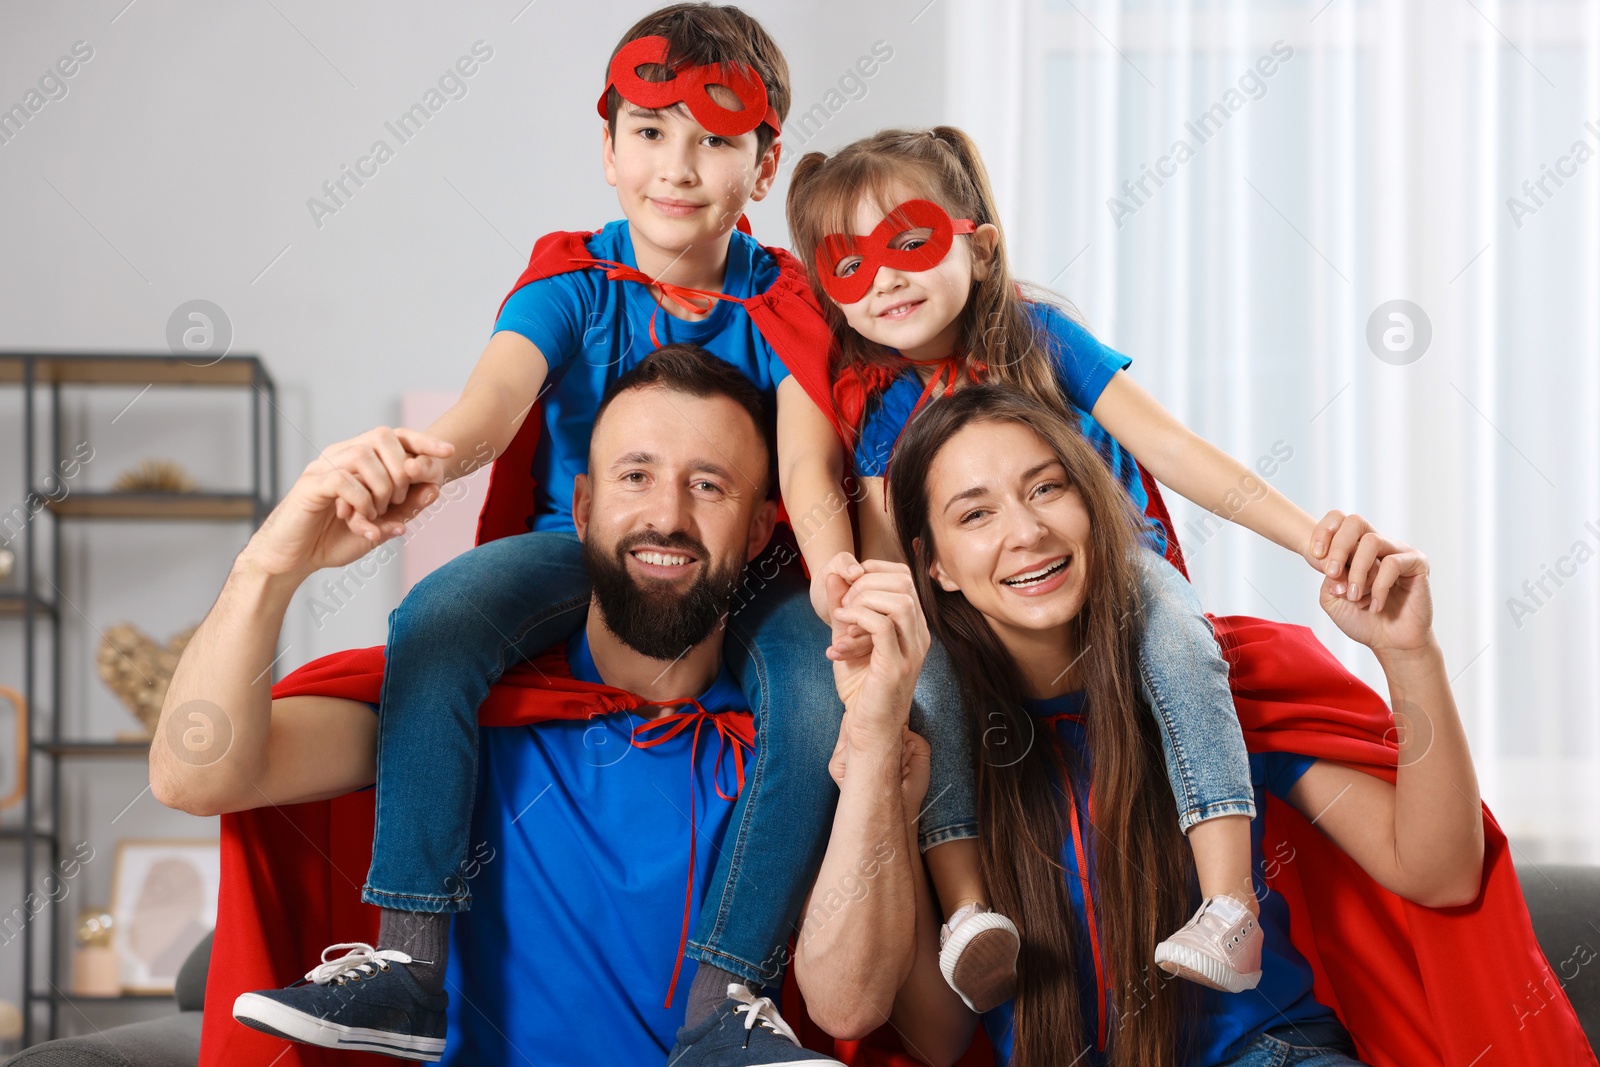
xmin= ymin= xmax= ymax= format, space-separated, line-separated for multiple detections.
xmin=849 ymin=303 xmax=1166 ymax=555
xmin=415 ymin=629 xmax=752 ymax=1065
xmin=493 ymin=220 xmax=793 ymax=532
xmin=979 ymin=691 xmax=1339 ymax=1066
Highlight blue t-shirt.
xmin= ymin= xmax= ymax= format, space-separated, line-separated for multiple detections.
xmin=494 ymin=220 xmax=793 ymax=532
xmin=849 ymin=303 xmax=1166 ymax=555
xmin=980 ymin=691 xmax=1337 ymax=1066
xmin=417 ymin=629 xmax=751 ymax=1065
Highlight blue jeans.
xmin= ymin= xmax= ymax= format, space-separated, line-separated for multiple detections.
xmin=907 ymin=636 xmax=978 ymax=851
xmin=1135 ymin=547 xmax=1255 ymax=831
xmin=362 ymin=529 xmax=975 ymax=984
xmin=1215 ymin=1019 xmax=1368 ymax=1066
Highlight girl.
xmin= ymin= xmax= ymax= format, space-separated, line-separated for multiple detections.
xmin=783 ymin=127 xmax=1375 ymax=1003
xmin=873 ymin=386 xmax=1483 ymax=1066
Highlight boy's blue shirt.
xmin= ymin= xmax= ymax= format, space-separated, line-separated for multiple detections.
xmin=492 ymin=219 xmax=792 ymax=533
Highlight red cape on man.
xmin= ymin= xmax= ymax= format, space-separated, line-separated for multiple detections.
xmin=200 ymin=232 xmax=1594 ymax=1067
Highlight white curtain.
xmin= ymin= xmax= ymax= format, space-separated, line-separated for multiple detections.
xmin=946 ymin=0 xmax=1600 ymax=862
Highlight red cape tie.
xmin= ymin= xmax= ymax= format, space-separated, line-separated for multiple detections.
xmin=631 ymin=698 xmax=755 ymax=1007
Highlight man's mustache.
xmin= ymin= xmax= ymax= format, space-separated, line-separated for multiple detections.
xmin=615 ymin=530 xmax=708 ymax=560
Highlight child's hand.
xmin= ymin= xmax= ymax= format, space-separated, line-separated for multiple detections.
xmin=324 ymin=427 xmax=454 ymax=541
xmin=811 ymin=551 xmax=865 ymax=623
xmin=1306 ymin=510 xmax=1405 ymax=605
xmin=813 ymin=551 xmax=871 ymax=659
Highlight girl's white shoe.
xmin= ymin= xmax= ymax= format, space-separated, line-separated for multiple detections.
xmin=938 ymin=903 xmax=1021 ymax=1013
xmin=1153 ymin=894 xmax=1264 ymax=993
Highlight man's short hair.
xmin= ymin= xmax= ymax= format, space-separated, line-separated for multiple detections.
xmin=593 ymin=343 xmax=777 ymax=499
xmin=603 ymin=3 xmax=790 ymax=159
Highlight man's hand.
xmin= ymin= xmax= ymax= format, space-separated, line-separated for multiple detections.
xmin=1319 ymin=534 xmax=1435 ymax=660
xmin=319 ymin=426 xmax=454 ymax=540
xmin=826 ymin=560 xmax=930 ymax=739
xmin=241 ymin=433 xmax=444 ymax=583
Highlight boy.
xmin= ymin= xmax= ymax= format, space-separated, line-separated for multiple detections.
xmin=233 ymin=6 xmax=852 ymax=1064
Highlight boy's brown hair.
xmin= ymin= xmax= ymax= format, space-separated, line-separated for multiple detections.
xmin=603 ymin=3 xmax=790 ymax=158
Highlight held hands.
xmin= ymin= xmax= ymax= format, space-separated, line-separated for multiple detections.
xmin=1316 ymin=531 xmax=1436 ymax=660
xmin=811 ymin=550 xmax=866 ymax=630
xmin=321 ymin=426 xmax=455 ymax=541
xmin=241 ymin=430 xmax=449 ymax=581
xmin=1305 ymin=510 xmax=1394 ymax=602
xmin=829 ymin=723 xmax=931 ymax=814
xmin=824 ymin=559 xmax=930 ymax=735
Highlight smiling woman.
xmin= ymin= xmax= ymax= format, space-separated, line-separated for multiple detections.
xmin=870 ymin=386 xmax=1598 ymax=1067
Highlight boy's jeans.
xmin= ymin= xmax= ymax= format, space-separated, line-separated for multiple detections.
xmin=362 ymin=529 xmax=977 ymax=986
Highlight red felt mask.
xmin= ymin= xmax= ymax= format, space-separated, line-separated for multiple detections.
xmin=596 ymin=35 xmax=781 ymax=139
xmin=813 ymin=199 xmax=977 ymax=305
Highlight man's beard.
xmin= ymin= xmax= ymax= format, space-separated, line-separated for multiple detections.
xmin=583 ymin=529 xmax=746 ymax=661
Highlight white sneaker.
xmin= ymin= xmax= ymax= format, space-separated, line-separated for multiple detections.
xmin=1153 ymin=895 xmax=1263 ymax=993
xmin=938 ymin=904 xmax=1020 ymax=1013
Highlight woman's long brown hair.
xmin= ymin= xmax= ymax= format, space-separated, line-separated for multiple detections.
xmin=887 ymin=386 xmax=1196 ymax=1067
xmin=785 ymin=126 xmax=1071 ymax=432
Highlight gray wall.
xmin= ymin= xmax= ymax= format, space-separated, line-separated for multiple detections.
xmin=0 ymin=0 xmax=947 ymax=1034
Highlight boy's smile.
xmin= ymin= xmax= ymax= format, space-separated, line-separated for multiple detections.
xmin=603 ymin=101 xmax=778 ymax=302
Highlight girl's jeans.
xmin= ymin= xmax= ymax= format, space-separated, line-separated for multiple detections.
xmin=1135 ymin=547 xmax=1255 ymax=831
xmin=361 ymin=529 xmax=978 ymax=986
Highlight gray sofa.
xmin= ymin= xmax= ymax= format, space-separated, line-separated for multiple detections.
xmin=13 ymin=865 xmax=1600 ymax=1063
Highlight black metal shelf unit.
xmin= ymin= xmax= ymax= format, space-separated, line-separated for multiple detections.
xmin=0 ymin=352 xmax=278 ymax=1045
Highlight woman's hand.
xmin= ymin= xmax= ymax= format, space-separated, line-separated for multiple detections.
xmin=899 ymin=727 xmax=931 ymax=816
xmin=1318 ymin=534 xmax=1435 ymax=659
xmin=828 ymin=722 xmax=930 ymax=814
xmin=1305 ymin=510 xmax=1386 ymax=592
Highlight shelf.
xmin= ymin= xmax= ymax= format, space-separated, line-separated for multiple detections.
xmin=0 ymin=352 xmax=267 ymax=387
xmin=35 ymin=740 xmax=151 ymax=759
xmin=2 ymin=351 xmax=276 ymax=1046
xmin=28 ymin=990 xmax=176 ymax=1004
xmin=43 ymin=492 xmax=265 ymax=521
xmin=0 ymin=590 xmax=57 ymax=617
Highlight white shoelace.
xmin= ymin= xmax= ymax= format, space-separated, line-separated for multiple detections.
xmin=304 ymin=942 xmax=415 ymax=986
xmin=727 ymin=983 xmax=800 ymax=1045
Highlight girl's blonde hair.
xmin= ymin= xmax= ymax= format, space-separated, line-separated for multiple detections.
xmin=786 ymin=126 xmax=1072 ymax=432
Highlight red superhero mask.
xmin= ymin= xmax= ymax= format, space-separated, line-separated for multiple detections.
xmin=596 ymin=35 xmax=781 ymax=139
xmin=813 ymin=199 xmax=977 ymax=305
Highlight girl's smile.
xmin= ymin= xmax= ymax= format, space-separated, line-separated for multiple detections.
xmin=830 ymin=186 xmax=997 ymax=364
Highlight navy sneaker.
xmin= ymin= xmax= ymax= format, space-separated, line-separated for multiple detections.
xmin=667 ymin=984 xmax=845 ymax=1066
xmin=232 ymin=942 xmax=448 ymax=1062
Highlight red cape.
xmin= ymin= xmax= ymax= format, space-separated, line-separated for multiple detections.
xmin=200 ymin=232 xmax=1593 ymax=1066
xmin=476 ymin=226 xmax=845 ymax=545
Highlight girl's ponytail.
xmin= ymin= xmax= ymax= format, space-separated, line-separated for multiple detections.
xmin=927 ymin=126 xmax=1001 ymax=227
